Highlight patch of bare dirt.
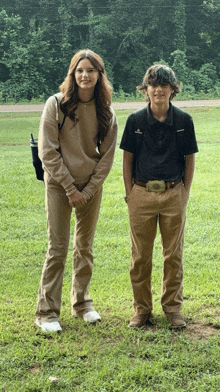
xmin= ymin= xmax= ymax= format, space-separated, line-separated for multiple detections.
xmin=185 ymin=322 xmax=220 ymax=340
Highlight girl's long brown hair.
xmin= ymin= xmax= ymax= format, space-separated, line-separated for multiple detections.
xmin=59 ymin=49 xmax=113 ymax=142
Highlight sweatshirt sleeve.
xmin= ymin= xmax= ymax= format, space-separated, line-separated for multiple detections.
xmin=38 ymin=95 xmax=77 ymax=191
xmin=81 ymin=109 xmax=118 ymax=198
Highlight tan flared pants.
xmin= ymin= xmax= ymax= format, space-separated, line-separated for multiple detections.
xmin=36 ymin=177 xmax=103 ymax=324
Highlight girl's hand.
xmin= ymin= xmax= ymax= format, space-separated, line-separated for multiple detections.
xmin=68 ymin=190 xmax=87 ymax=208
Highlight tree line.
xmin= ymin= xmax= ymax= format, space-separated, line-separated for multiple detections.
xmin=0 ymin=0 xmax=220 ymax=102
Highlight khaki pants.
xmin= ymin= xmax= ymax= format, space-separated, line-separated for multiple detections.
xmin=127 ymin=182 xmax=189 ymax=315
xmin=36 ymin=177 xmax=103 ymax=324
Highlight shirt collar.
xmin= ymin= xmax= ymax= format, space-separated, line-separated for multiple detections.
xmin=147 ymin=102 xmax=174 ymax=126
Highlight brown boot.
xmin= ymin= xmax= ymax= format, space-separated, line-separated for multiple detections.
xmin=165 ymin=312 xmax=186 ymax=328
xmin=128 ymin=312 xmax=152 ymax=328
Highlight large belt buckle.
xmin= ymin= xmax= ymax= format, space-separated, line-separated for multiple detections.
xmin=148 ymin=180 xmax=166 ymax=192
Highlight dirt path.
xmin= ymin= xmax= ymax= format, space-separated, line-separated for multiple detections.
xmin=1 ymin=99 xmax=220 ymax=113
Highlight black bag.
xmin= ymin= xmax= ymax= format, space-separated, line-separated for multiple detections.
xmin=30 ymin=95 xmax=66 ymax=182
xmin=30 ymin=133 xmax=44 ymax=182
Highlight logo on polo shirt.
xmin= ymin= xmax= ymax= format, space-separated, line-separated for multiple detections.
xmin=135 ymin=129 xmax=143 ymax=134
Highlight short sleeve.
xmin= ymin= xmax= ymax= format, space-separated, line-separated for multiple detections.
xmin=119 ymin=114 xmax=136 ymax=153
xmin=183 ymin=115 xmax=199 ymax=156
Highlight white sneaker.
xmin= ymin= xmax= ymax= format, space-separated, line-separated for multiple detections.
xmin=35 ymin=320 xmax=62 ymax=332
xmin=83 ymin=311 xmax=101 ymax=323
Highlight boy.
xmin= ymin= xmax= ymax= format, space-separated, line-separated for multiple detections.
xmin=120 ymin=65 xmax=198 ymax=328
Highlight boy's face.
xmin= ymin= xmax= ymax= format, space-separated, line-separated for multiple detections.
xmin=146 ymin=84 xmax=173 ymax=105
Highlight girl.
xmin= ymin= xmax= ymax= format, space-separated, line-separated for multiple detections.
xmin=35 ymin=50 xmax=118 ymax=332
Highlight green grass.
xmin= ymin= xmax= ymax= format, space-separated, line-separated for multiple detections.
xmin=0 ymin=107 xmax=220 ymax=391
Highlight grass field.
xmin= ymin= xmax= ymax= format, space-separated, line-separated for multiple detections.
xmin=0 ymin=106 xmax=220 ymax=391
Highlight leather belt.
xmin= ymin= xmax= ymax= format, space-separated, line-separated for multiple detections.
xmin=134 ymin=179 xmax=181 ymax=192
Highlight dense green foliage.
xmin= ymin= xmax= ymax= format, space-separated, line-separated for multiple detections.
xmin=0 ymin=0 xmax=220 ymax=101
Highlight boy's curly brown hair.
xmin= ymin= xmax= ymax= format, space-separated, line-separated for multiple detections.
xmin=137 ymin=64 xmax=181 ymax=101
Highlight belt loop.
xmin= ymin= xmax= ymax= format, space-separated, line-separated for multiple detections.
xmin=166 ymin=182 xmax=170 ymax=190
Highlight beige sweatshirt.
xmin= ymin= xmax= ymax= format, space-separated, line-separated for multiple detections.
xmin=38 ymin=93 xmax=118 ymax=199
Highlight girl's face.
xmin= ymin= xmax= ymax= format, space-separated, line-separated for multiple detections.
xmin=75 ymin=58 xmax=99 ymax=94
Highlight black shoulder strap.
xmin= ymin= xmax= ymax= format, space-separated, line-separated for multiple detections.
xmin=54 ymin=95 xmax=67 ymax=131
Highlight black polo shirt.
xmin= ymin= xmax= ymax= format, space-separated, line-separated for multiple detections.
xmin=120 ymin=103 xmax=198 ymax=183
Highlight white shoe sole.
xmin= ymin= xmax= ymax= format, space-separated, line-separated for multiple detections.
xmin=83 ymin=311 xmax=101 ymax=323
xmin=35 ymin=320 xmax=62 ymax=332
